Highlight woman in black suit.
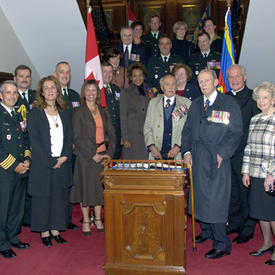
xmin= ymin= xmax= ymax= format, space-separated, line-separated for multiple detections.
xmin=28 ymin=75 xmax=73 ymax=247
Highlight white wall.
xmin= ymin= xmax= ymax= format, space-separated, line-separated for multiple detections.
xmin=0 ymin=0 xmax=86 ymax=92
xmin=239 ymin=0 xmax=275 ymax=88
xmin=0 ymin=7 xmax=40 ymax=88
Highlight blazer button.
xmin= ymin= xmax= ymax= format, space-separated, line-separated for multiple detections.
xmin=157 ymin=125 xmax=160 ymax=128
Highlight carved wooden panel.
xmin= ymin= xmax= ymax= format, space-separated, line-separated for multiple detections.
xmin=0 ymin=72 xmax=14 ymax=85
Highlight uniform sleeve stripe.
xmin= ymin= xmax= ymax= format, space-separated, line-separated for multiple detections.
xmin=0 ymin=154 xmax=16 ymax=170
xmin=24 ymin=150 xmax=32 ymax=158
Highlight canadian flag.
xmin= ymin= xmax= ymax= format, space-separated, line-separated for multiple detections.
xmin=85 ymin=8 xmax=107 ymax=107
xmin=128 ymin=7 xmax=137 ymax=26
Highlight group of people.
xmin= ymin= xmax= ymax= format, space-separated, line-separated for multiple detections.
xmin=0 ymin=13 xmax=274 ymax=269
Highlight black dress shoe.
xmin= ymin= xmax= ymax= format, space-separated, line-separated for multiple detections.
xmin=265 ymin=259 xmax=275 ymax=265
xmin=10 ymin=241 xmax=30 ymax=249
xmin=67 ymin=222 xmax=78 ymax=230
xmin=233 ymin=234 xmax=253 ymax=244
xmin=205 ymin=248 xmax=231 ymax=259
xmin=195 ymin=235 xmax=209 ymax=244
xmin=41 ymin=236 xmax=52 ymax=247
xmin=0 ymin=249 xmax=16 ymax=258
xmin=250 ymin=245 xmax=274 ymax=256
xmin=227 ymin=228 xmax=239 ymax=235
xmin=51 ymin=234 xmax=67 ymax=244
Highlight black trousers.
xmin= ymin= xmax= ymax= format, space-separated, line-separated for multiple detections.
xmin=0 ymin=175 xmax=26 ymax=251
xmin=200 ymin=222 xmax=231 ymax=251
xmin=228 ymin=152 xmax=256 ymax=236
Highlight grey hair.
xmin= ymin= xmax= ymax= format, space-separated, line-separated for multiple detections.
xmin=159 ymin=74 xmax=175 ymax=87
xmin=252 ymin=81 xmax=275 ymax=101
xmin=198 ymin=68 xmax=217 ymax=80
xmin=120 ymin=26 xmax=133 ymax=37
xmin=226 ymin=64 xmax=246 ymax=78
xmin=0 ymin=80 xmax=17 ymax=94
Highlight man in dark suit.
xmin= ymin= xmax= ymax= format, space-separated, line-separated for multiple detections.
xmin=182 ymin=69 xmax=243 ymax=259
xmin=226 ymin=64 xmax=259 ymax=243
xmin=117 ymin=27 xmax=147 ymax=68
xmin=147 ymin=36 xmax=184 ymax=91
xmin=189 ymin=31 xmax=221 ymax=83
xmin=54 ymin=61 xmax=79 ymax=230
xmin=101 ymin=62 xmax=121 ymax=159
xmin=0 ymin=81 xmax=31 ymax=258
xmin=14 ymin=64 xmax=36 ymax=227
xmin=142 ymin=14 xmax=164 ymax=58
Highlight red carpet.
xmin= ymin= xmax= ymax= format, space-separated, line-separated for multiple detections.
xmin=1 ymin=205 xmax=274 ymax=275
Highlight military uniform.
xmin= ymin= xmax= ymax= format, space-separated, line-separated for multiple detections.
xmin=14 ymin=89 xmax=36 ymax=226
xmin=147 ymin=54 xmax=184 ymax=90
xmin=104 ymin=84 xmax=121 ymax=159
xmin=142 ymin=32 xmax=165 ymax=59
xmin=188 ymin=51 xmax=221 ymax=82
xmin=0 ymin=104 xmax=31 ymax=252
xmin=62 ymin=88 xmax=80 ymax=118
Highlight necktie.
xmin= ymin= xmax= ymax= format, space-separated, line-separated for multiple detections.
xmin=204 ymin=99 xmax=210 ymax=111
xmin=63 ymin=88 xmax=68 ymax=96
xmin=153 ymin=33 xmax=157 ymax=39
xmin=11 ymin=110 xmax=18 ymax=123
xmin=204 ymin=53 xmax=208 ymax=58
xmin=22 ymin=92 xmax=28 ymax=105
xmin=105 ymin=85 xmax=112 ymax=94
xmin=164 ymin=56 xmax=168 ymax=63
xmin=165 ymin=99 xmax=171 ymax=108
xmin=124 ymin=46 xmax=129 ymax=68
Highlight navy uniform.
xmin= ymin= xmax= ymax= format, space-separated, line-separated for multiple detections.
xmin=189 ymin=51 xmax=221 ymax=82
xmin=14 ymin=88 xmax=36 ymax=226
xmin=147 ymin=54 xmax=184 ymax=91
xmin=104 ymin=83 xmax=121 ymax=159
xmin=0 ymin=104 xmax=31 ymax=253
xmin=142 ymin=32 xmax=165 ymax=58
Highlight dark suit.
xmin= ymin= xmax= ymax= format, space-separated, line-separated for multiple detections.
xmin=181 ymin=92 xmax=243 ymax=251
xmin=147 ymin=54 xmax=184 ymax=90
xmin=28 ymin=107 xmax=73 ymax=231
xmin=176 ymin=82 xmax=202 ymax=101
xmin=227 ymin=86 xmax=260 ymax=236
xmin=188 ymin=51 xmax=221 ymax=82
xmin=117 ymin=43 xmax=147 ymax=67
xmin=142 ymin=32 xmax=165 ymax=58
xmin=0 ymin=104 xmax=31 ymax=251
xmin=14 ymin=89 xmax=36 ymax=226
xmin=105 ymin=84 xmax=121 ymax=159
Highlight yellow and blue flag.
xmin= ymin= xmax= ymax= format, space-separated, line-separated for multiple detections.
xmin=218 ymin=7 xmax=235 ymax=93
xmin=192 ymin=3 xmax=210 ymax=43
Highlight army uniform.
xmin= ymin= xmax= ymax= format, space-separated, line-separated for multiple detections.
xmin=0 ymin=104 xmax=31 ymax=252
xmin=15 ymin=89 xmax=36 ymax=112
xmin=188 ymin=51 xmax=221 ymax=82
xmin=147 ymin=54 xmax=184 ymax=90
xmin=62 ymin=88 xmax=80 ymax=118
xmin=142 ymin=32 xmax=165 ymax=59
xmin=104 ymin=84 xmax=121 ymax=159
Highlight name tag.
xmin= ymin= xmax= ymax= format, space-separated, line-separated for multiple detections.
xmin=207 ymin=110 xmax=230 ymax=124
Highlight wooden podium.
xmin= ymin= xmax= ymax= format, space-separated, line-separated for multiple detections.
xmin=102 ymin=160 xmax=187 ymax=275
